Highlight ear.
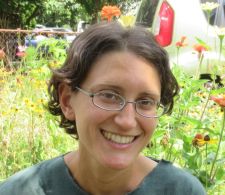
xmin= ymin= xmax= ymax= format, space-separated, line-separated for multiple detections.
xmin=58 ymin=83 xmax=75 ymax=121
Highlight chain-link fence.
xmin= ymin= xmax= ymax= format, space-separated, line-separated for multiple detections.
xmin=0 ymin=28 xmax=77 ymax=66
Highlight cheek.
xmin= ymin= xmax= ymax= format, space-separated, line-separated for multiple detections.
xmin=142 ymin=119 xmax=158 ymax=137
xmin=75 ymin=107 xmax=112 ymax=142
xmin=75 ymin=103 xmax=110 ymax=132
xmin=88 ymin=107 xmax=112 ymax=124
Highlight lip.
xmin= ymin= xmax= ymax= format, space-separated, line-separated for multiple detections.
xmin=100 ymin=129 xmax=140 ymax=149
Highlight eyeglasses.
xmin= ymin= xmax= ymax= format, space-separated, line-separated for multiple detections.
xmin=75 ymin=87 xmax=165 ymax=118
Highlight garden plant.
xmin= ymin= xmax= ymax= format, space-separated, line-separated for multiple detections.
xmin=0 ymin=2 xmax=225 ymax=194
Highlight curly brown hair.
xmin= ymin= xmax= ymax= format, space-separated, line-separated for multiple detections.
xmin=47 ymin=21 xmax=179 ymax=139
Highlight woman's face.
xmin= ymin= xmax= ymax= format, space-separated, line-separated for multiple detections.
xmin=64 ymin=51 xmax=161 ymax=170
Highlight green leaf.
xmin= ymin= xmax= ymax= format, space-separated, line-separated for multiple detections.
xmin=195 ymin=37 xmax=211 ymax=50
xmin=216 ymin=167 xmax=225 ymax=180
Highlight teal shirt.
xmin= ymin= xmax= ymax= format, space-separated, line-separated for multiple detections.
xmin=0 ymin=155 xmax=206 ymax=195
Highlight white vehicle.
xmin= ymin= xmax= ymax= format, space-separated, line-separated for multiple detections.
xmin=135 ymin=0 xmax=225 ymax=78
xmin=50 ymin=28 xmax=76 ymax=42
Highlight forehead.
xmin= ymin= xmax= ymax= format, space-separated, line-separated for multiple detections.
xmin=82 ymin=51 xmax=161 ymax=96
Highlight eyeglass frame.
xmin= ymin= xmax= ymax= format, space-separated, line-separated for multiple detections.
xmin=75 ymin=86 xmax=165 ymax=118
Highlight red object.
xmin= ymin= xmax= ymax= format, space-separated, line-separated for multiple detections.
xmin=175 ymin=36 xmax=187 ymax=48
xmin=193 ymin=44 xmax=207 ymax=54
xmin=194 ymin=133 xmax=203 ymax=140
xmin=101 ymin=5 xmax=121 ymax=22
xmin=155 ymin=1 xmax=174 ymax=47
xmin=16 ymin=52 xmax=26 ymax=57
xmin=211 ymin=95 xmax=225 ymax=107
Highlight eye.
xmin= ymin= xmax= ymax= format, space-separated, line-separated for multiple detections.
xmin=96 ymin=91 xmax=122 ymax=104
xmin=137 ymin=99 xmax=157 ymax=110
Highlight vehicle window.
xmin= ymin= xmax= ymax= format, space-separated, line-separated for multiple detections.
xmin=200 ymin=0 xmax=225 ymax=26
xmin=135 ymin=0 xmax=159 ymax=27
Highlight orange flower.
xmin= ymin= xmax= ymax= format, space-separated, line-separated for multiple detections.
xmin=195 ymin=133 xmax=204 ymax=140
xmin=211 ymin=94 xmax=225 ymax=107
xmin=193 ymin=44 xmax=208 ymax=54
xmin=192 ymin=134 xmax=217 ymax=148
xmin=175 ymin=36 xmax=187 ymax=48
xmin=0 ymin=49 xmax=5 ymax=60
xmin=192 ymin=133 xmax=204 ymax=147
xmin=101 ymin=5 xmax=121 ymax=22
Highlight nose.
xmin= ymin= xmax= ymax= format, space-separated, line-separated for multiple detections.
xmin=114 ymin=102 xmax=137 ymax=130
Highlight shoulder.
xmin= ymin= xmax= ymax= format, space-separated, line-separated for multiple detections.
xmin=0 ymin=156 xmax=64 ymax=195
xmin=131 ymin=159 xmax=206 ymax=195
xmin=152 ymin=159 xmax=206 ymax=194
xmin=155 ymin=159 xmax=194 ymax=179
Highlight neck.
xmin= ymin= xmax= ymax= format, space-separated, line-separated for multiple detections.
xmin=64 ymin=148 xmax=157 ymax=195
xmin=65 ymin=151 xmax=143 ymax=195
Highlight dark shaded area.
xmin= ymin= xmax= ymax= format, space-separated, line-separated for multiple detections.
xmin=200 ymin=73 xmax=224 ymax=88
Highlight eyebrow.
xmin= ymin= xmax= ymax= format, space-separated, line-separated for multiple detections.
xmin=139 ymin=92 xmax=161 ymax=100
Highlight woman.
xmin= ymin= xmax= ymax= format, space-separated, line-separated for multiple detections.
xmin=0 ymin=22 xmax=206 ymax=195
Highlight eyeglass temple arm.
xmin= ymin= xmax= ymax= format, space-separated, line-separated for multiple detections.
xmin=75 ymin=87 xmax=93 ymax=97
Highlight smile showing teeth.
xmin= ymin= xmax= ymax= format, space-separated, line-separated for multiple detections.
xmin=102 ymin=130 xmax=135 ymax=144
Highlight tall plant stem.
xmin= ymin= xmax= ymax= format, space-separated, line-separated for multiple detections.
xmin=176 ymin=47 xmax=180 ymax=66
xmin=205 ymin=143 xmax=208 ymax=190
xmin=199 ymin=88 xmax=212 ymax=121
xmin=195 ymin=53 xmax=204 ymax=79
xmin=209 ymin=108 xmax=225 ymax=179
xmin=166 ymin=109 xmax=183 ymax=160
xmin=166 ymin=140 xmax=174 ymax=161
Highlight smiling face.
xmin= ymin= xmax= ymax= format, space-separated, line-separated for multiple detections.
xmin=61 ymin=51 xmax=161 ymax=170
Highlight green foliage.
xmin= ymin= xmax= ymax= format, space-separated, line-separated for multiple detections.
xmin=0 ymin=0 xmax=45 ymax=28
xmin=0 ymin=16 xmax=10 ymax=28
xmin=143 ymin=64 xmax=225 ymax=194
xmin=36 ymin=38 xmax=68 ymax=62
xmin=76 ymin=0 xmax=139 ymax=23
xmin=0 ymin=0 xmax=89 ymax=29
xmin=0 ymin=0 xmax=138 ymax=29
xmin=37 ymin=0 xmax=89 ymax=29
xmin=0 ymin=56 xmax=75 ymax=181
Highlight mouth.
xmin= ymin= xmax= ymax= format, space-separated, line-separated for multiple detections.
xmin=101 ymin=129 xmax=138 ymax=144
